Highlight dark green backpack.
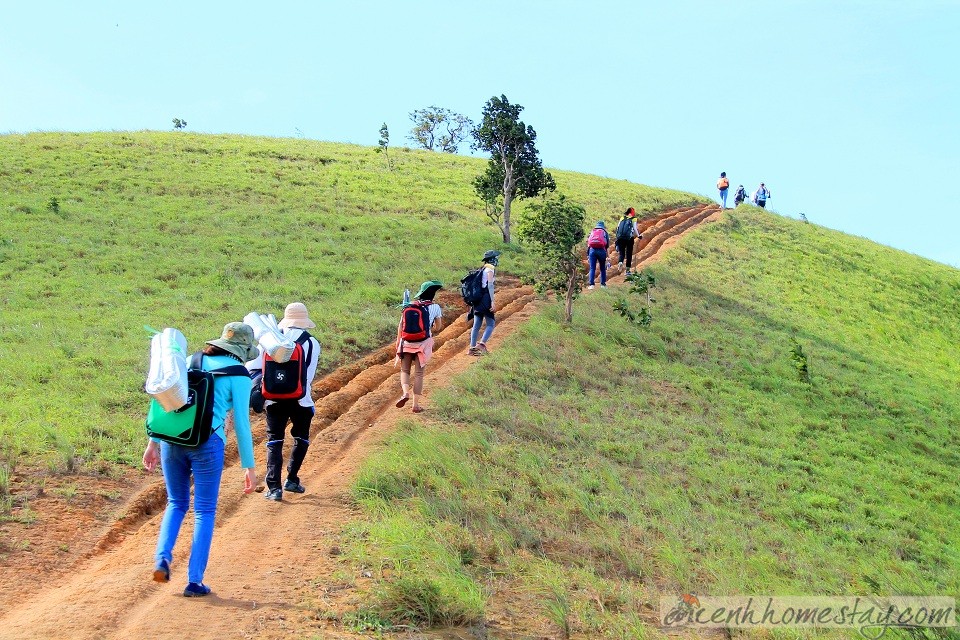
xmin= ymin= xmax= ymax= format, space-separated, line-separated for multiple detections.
xmin=145 ymin=352 xmax=249 ymax=447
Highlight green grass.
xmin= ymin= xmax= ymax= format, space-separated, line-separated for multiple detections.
xmin=348 ymin=208 xmax=960 ymax=636
xmin=0 ymin=131 xmax=700 ymax=469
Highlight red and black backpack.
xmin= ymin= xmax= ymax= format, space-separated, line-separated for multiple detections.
xmin=400 ymin=301 xmax=433 ymax=342
xmin=261 ymin=332 xmax=313 ymax=400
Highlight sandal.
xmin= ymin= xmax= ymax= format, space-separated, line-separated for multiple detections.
xmin=395 ymin=395 xmax=409 ymax=408
xmin=412 ymin=406 xmax=424 ymax=413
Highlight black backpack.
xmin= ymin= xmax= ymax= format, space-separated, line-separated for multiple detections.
xmin=615 ymin=217 xmax=634 ymax=241
xmin=145 ymin=353 xmax=249 ymax=447
xmin=460 ymin=268 xmax=486 ymax=306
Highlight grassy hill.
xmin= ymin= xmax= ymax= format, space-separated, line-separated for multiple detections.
xmin=344 ymin=210 xmax=960 ymax=636
xmin=0 ymin=132 xmax=699 ymax=471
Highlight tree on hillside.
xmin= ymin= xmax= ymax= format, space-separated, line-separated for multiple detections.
xmin=172 ymin=118 xmax=187 ymax=130
xmin=408 ymin=106 xmax=473 ymax=153
xmin=376 ymin=122 xmax=392 ymax=170
xmin=517 ymin=194 xmax=585 ymax=322
xmin=472 ymin=95 xmax=555 ymax=243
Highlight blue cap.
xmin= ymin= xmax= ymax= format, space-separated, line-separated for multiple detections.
xmin=596 ymin=221 xmax=606 ymax=228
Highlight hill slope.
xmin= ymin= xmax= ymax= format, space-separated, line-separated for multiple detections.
xmin=343 ymin=208 xmax=960 ymax=637
xmin=0 ymin=131 xmax=701 ymax=469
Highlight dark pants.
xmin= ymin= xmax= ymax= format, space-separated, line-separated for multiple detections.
xmin=588 ymin=247 xmax=607 ymax=285
xmin=757 ymin=200 xmax=767 ymax=208
xmin=265 ymin=402 xmax=314 ymax=490
xmin=615 ymin=238 xmax=635 ymax=270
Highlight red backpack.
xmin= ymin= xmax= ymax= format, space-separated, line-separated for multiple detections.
xmin=262 ymin=332 xmax=313 ymax=400
xmin=587 ymin=227 xmax=608 ymax=249
xmin=400 ymin=301 xmax=432 ymax=342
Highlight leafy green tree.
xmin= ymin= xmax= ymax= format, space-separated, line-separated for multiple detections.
xmin=172 ymin=118 xmax=187 ymax=130
xmin=517 ymin=195 xmax=586 ymax=322
xmin=472 ymin=95 xmax=555 ymax=243
xmin=376 ymin=122 xmax=392 ymax=170
xmin=408 ymin=106 xmax=473 ymax=153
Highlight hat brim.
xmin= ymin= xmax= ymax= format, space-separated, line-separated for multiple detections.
xmin=278 ymin=317 xmax=316 ymax=330
xmin=415 ymin=284 xmax=443 ymax=300
xmin=206 ymin=339 xmax=259 ymax=362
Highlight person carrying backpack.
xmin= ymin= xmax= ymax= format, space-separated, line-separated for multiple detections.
xmin=247 ymin=302 xmax=321 ymax=502
xmin=717 ymin=172 xmax=730 ymax=209
xmin=753 ymin=182 xmax=771 ymax=208
xmin=734 ymin=184 xmax=747 ymax=206
xmin=614 ymin=207 xmax=641 ymax=275
xmin=468 ymin=250 xmax=500 ymax=356
xmin=142 ymin=321 xmax=259 ymax=598
xmin=395 ymin=280 xmax=443 ymax=413
xmin=586 ymin=220 xmax=610 ymax=289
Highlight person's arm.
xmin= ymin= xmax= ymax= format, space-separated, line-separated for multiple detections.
xmin=229 ymin=375 xmax=257 ymax=493
xmin=143 ymin=440 xmax=160 ymax=471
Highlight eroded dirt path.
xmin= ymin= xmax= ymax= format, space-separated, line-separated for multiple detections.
xmin=0 ymin=203 xmax=720 ymax=639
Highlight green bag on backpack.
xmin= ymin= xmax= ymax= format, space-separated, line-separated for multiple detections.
xmin=145 ymin=353 xmax=249 ymax=447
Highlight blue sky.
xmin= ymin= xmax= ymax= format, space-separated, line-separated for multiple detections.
xmin=3 ymin=1 xmax=958 ymax=266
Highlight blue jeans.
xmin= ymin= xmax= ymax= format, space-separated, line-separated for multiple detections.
xmin=155 ymin=435 xmax=225 ymax=584
xmin=471 ymin=312 xmax=495 ymax=346
xmin=719 ymin=188 xmax=728 ymax=208
xmin=588 ymin=248 xmax=607 ymax=285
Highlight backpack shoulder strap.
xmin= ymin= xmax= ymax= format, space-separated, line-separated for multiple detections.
xmin=210 ymin=364 xmax=251 ymax=378
xmin=189 ymin=351 xmax=204 ymax=370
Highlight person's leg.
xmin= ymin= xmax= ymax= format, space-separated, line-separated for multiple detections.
xmin=588 ymin=250 xmax=598 ymax=286
xmin=286 ymin=405 xmax=314 ymax=487
xmin=470 ymin=313 xmax=484 ymax=348
xmin=399 ymin=352 xmax=413 ymax=398
xmin=479 ymin=313 xmax=496 ymax=345
xmin=615 ymin=240 xmax=626 ymax=268
xmin=411 ymin=357 xmax=425 ymax=409
xmin=624 ymin=238 xmax=635 ymax=272
xmin=155 ymin=442 xmax=191 ymax=567
xmin=721 ymin=189 xmax=728 ymax=209
xmin=600 ymin=250 xmax=608 ymax=285
xmin=185 ymin=435 xmax=225 ymax=586
xmin=264 ymin=403 xmax=291 ymax=491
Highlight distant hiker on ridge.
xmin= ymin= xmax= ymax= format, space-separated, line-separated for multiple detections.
xmin=614 ymin=207 xmax=641 ymax=276
xmin=753 ymin=182 xmax=771 ymax=208
xmin=143 ymin=321 xmax=259 ymax=598
xmin=249 ymin=302 xmax=320 ymax=502
xmin=586 ymin=220 xmax=610 ymax=289
xmin=395 ymin=280 xmax=443 ymax=413
xmin=467 ymin=250 xmax=499 ymax=356
xmin=734 ymin=184 xmax=747 ymax=207
xmin=717 ymin=172 xmax=730 ymax=209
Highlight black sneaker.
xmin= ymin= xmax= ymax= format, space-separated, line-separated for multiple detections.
xmin=284 ymin=479 xmax=306 ymax=494
xmin=183 ymin=582 xmax=211 ymax=597
xmin=264 ymin=488 xmax=283 ymax=501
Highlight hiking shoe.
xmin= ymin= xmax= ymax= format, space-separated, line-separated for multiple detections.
xmin=468 ymin=347 xmax=481 ymax=356
xmin=264 ymin=488 xmax=283 ymax=502
xmin=477 ymin=343 xmax=489 ymax=355
xmin=153 ymin=558 xmax=170 ymax=583
xmin=183 ymin=582 xmax=211 ymax=598
xmin=601 ymin=284 xmax=607 ymax=288
xmin=588 ymin=285 xmax=595 ymax=290
xmin=395 ymin=394 xmax=409 ymax=408
xmin=284 ymin=479 xmax=306 ymax=494
xmin=625 ymin=269 xmax=632 ymax=276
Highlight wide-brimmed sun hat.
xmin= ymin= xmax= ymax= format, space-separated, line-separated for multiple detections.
xmin=596 ymin=220 xmax=606 ymax=228
xmin=482 ymin=250 xmax=501 ymax=262
xmin=415 ymin=280 xmax=443 ymax=300
xmin=277 ymin=302 xmax=316 ymax=330
xmin=206 ymin=322 xmax=259 ymax=362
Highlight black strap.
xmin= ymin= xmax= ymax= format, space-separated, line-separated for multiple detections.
xmin=189 ymin=352 xmax=251 ymax=378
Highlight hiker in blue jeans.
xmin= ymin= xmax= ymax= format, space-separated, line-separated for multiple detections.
xmin=586 ymin=220 xmax=610 ymax=289
xmin=468 ymin=250 xmax=499 ymax=356
xmin=142 ymin=322 xmax=258 ymax=598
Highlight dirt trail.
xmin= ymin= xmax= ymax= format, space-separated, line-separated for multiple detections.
xmin=0 ymin=202 xmax=720 ymax=639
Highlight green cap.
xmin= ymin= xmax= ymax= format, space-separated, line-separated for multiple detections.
xmin=414 ymin=280 xmax=443 ymax=300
